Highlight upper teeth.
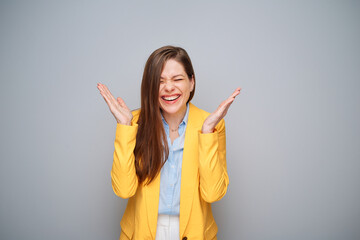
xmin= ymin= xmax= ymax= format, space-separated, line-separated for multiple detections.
xmin=163 ymin=95 xmax=180 ymax=101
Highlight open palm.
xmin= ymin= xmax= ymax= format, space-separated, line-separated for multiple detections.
xmin=202 ymin=87 xmax=241 ymax=133
xmin=97 ymin=83 xmax=133 ymax=125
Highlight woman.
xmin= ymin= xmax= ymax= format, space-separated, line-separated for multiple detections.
xmin=97 ymin=46 xmax=240 ymax=240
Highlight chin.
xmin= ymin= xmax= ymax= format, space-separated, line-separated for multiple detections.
xmin=160 ymin=102 xmax=186 ymax=116
xmin=161 ymin=106 xmax=180 ymax=115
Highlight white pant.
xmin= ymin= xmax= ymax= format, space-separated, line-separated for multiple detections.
xmin=155 ymin=214 xmax=180 ymax=240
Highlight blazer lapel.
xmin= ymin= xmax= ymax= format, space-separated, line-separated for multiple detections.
xmin=179 ymin=103 xmax=201 ymax=237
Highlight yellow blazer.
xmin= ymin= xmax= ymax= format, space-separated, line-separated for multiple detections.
xmin=111 ymin=103 xmax=229 ymax=240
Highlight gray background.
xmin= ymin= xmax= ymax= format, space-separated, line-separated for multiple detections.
xmin=0 ymin=0 xmax=359 ymax=239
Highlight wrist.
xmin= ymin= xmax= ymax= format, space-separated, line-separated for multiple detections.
xmin=117 ymin=120 xmax=131 ymax=126
xmin=201 ymin=126 xmax=214 ymax=134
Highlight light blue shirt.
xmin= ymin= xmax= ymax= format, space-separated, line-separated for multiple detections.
xmin=158 ymin=104 xmax=189 ymax=215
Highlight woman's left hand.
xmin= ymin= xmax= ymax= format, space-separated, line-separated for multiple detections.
xmin=201 ymin=87 xmax=241 ymax=133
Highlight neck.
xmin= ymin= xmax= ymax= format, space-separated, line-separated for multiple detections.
xmin=162 ymin=105 xmax=187 ymax=129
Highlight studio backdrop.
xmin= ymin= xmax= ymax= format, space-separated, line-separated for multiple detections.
xmin=0 ymin=1 xmax=359 ymax=239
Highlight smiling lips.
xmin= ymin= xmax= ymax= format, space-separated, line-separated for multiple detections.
xmin=161 ymin=94 xmax=181 ymax=103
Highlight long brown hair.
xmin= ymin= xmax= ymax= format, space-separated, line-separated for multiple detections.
xmin=134 ymin=46 xmax=196 ymax=185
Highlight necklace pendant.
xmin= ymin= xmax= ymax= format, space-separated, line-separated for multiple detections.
xmin=170 ymin=127 xmax=179 ymax=132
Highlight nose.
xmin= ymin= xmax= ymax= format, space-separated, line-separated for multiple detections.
xmin=163 ymin=80 xmax=175 ymax=92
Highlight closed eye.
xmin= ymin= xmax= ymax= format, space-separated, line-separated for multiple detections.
xmin=174 ymin=79 xmax=183 ymax=81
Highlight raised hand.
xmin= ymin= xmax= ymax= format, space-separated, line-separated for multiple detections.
xmin=97 ymin=83 xmax=133 ymax=125
xmin=201 ymin=87 xmax=241 ymax=133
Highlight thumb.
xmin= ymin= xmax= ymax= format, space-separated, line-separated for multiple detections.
xmin=117 ymin=97 xmax=128 ymax=109
xmin=117 ymin=97 xmax=123 ymax=106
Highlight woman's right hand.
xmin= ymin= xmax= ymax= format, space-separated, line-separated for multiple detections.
xmin=97 ymin=83 xmax=133 ymax=125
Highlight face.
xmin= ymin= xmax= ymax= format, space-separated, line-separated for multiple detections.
xmin=159 ymin=59 xmax=194 ymax=119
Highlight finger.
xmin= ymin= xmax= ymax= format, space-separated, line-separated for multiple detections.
xmin=215 ymin=102 xmax=233 ymax=121
xmin=98 ymin=83 xmax=118 ymax=102
xmin=101 ymin=90 xmax=113 ymax=107
xmin=219 ymin=96 xmax=235 ymax=109
xmin=97 ymin=83 xmax=105 ymax=93
xmin=101 ymin=84 xmax=118 ymax=106
xmin=220 ymin=97 xmax=235 ymax=112
xmin=211 ymin=88 xmax=240 ymax=121
xmin=97 ymin=84 xmax=108 ymax=99
xmin=117 ymin=97 xmax=130 ymax=110
xmin=97 ymin=83 xmax=109 ymax=97
xmin=223 ymin=98 xmax=235 ymax=112
xmin=98 ymin=85 xmax=117 ymax=108
xmin=97 ymin=83 xmax=106 ymax=91
xmin=230 ymin=87 xmax=241 ymax=99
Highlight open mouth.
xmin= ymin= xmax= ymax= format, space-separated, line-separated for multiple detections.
xmin=161 ymin=95 xmax=180 ymax=101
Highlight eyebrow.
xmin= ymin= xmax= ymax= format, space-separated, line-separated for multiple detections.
xmin=160 ymin=74 xmax=185 ymax=79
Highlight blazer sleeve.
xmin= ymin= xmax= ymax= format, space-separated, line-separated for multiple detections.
xmin=198 ymin=119 xmax=229 ymax=203
xmin=111 ymin=123 xmax=139 ymax=199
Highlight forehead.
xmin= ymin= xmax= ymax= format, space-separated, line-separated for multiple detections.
xmin=161 ymin=59 xmax=186 ymax=78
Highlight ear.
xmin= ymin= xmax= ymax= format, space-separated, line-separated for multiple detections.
xmin=190 ymin=75 xmax=195 ymax=92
